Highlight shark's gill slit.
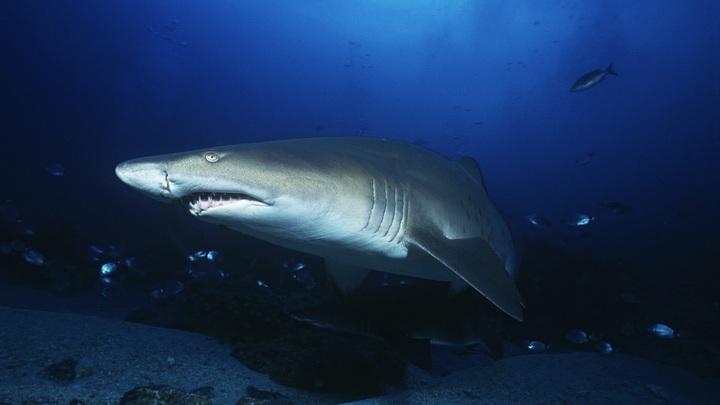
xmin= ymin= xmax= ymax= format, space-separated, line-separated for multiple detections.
xmin=381 ymin=183 xmax=397 ymax=238
xmin=386 ymin=185 xmax=404 ymax=243
xmin=373 ymin=177 xmax=389 ymax=234
xmin=380 ymin=179 xmax=395 ymax=237
xmin=362 ymin=177 xmax=377 ymax=230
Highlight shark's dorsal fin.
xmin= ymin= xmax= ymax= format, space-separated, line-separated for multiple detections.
xmin=456 ymin=156 xmax=488 ymax=194
xmin=408 ymin=227 xmax=524 ymax=321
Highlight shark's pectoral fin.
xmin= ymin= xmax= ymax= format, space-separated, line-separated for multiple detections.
xmin=408 ymin=228 xmax=524 ymax=321
xmin=324 ymin=258 xmax=373 ymax=296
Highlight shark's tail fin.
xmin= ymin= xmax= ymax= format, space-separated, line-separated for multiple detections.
xmin=606 ymin=63 xmax=618 ymax=76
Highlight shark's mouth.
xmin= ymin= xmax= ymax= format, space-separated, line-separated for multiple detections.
xmin=181 ymin=192 xmax=261 ymax=215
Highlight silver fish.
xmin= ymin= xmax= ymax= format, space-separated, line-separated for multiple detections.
xmin=570 ymin=63 xmax=618 ymax=92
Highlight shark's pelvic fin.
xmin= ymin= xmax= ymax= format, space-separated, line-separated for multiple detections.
xmin=324 ymin=259 xmax=373 ymax=295
xmin=408 ymin=227 xmax=524 ymax=321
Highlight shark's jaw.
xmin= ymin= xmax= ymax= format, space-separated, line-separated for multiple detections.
xmin=180 ymin=192 xmax=266 ymax=216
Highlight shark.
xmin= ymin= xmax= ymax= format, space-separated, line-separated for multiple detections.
xmin=115 ymin=137 xmax=524 ymax=321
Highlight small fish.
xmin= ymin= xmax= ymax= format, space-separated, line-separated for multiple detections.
xmin=527 ymin=340 xmax=547 ymax=353
xmin=565 ymin=329 xmax=589 ymax=344
xmin=165 ymin=280 xmax=184 ymax=295
xmin=282 ymin=257 xmax=314 ymax=288
xmin=0 ymin=201 xmax=21 ymax=223
xmin=22 ymin=249 xmax=45 ymax=266
xmin=570 ymin=63 xmax=618 ymax=92
xmin=206 ymin=250 xmax=222 ymax=262
xmin=124 ymin=257 xmax=140 ymax=270
xmin=283 ymin=259 xmax=305 ymax=271
xmin=293 ymin=270 xmax=315 ymax=289
xmin=46 ymin=164 xmax=65 ymax=176
xmin=106 ymin=244 xmax=125 ymax=259
xmin=17 ymin=224 xmax=35 ymax=236
xmin=621 ymin=322 xmax=636 ymax=336
xmin=0 ymin=243 xmax=12 ymax=255
xmin=527 ymin=212 xmax=552 ymax=228
xmin=574 ymin=150 xmax=595 ymax=166
xmin=564 ymin=213 xmax=594 ymax=226
xmin=620 ymin=292 xmax=638 ymax=304
xmin=601 ymin=202 xmax=634 ymax=214
xmin=595 ymin=341 xmax=613 ymax=354
xmin=101 ymin=285 xmax=122 ymax=299
xmin=10 ymin=240 xmax=26 ymax=251
xmin=648 ymin=323 xmax=676 ymax=339
xmin=100 ymin=262 xmax=118 ymax=276
xmin=187 ymin=249 xmax=224 ymax=278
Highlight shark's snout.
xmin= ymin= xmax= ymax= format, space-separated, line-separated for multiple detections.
xmin=115 ymin=160 xmax=173 ymax=202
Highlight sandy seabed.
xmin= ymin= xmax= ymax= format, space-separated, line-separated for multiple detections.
xmin=0 ymin=305 xmax=717 ymax=404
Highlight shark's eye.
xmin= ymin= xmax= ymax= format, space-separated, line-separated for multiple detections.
xmin=205 ymin=152 xmax=219 ymax=163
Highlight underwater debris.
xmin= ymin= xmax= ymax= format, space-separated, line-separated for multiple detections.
xmin=41 ymin=358 xmax=77 ymax=383
xmin=238 ymin=386 xmax=292 ymax=405
xmin=120 ymin=384 xmax=211 ymax=405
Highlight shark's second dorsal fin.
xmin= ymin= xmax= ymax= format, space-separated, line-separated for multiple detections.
xmin=456 ymin=156 xmax=488 ymax=194
xmin=408 ymin=227 xmax=523 ymax=321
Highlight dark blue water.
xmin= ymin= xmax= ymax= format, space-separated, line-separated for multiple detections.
xmin=1 ymin=0 xmax=719 ymax=396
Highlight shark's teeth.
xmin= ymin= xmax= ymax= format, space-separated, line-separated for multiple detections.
xmin=182 ymin=192 xmax=254 ymax=215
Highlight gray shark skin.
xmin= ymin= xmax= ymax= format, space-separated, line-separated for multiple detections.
xmin=570 ymin=63 xmax=618 ymax=92
xmin=115 ymin=137 xmax=523 ymax=320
